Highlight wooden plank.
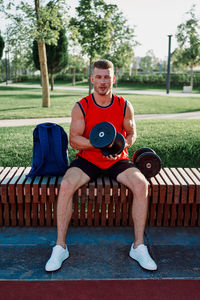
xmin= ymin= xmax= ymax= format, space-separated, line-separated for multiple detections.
xmin=108 ymin=199 xmax=114 ymax=226
xmin=191 ymin=203 xmax=197 ymax=226
xmin=170 ymin=204 xmax=177 ymax=227
xmin=149 ymin=177 xmax=159 ymax=203
xmin=49 ymin=177 xmax=57 ymax=203
xmin=120 ymin=183 xmax=126 ymax=204
xmin=155 ymin=174 xmax=166 ymax=226
xmin=1 ymin=167 xmax=18 ymax=203
xmin=159 ymin=169 xmax=173 ymax=204
xmin=122 ymin=200 xmax=128 ymax=226
xmin=184 ymin=203 xmax=191 ymax=226
xmin=101 ymin=198 xmax=106 ymax=226
xmin=80 ymin=184 xmax=86 ymax=226
xmin=170 ymin=168 xmax=188 ymax=204
xmin=0 ymin=167 xmax=11 ymax=184
xmin=128 ymin=188 xmax=133 ymax=226
xmin=185 ymin=168 xmax=200 ymax=204
xmin=88 ymin=181 xmax=95 ymax=226
xmin=24 ymin=177 xmax=34 ymax=226
xmin=3 ymin=203 xmax=10 ymax=226
xmin=164 ymin=168 xmax=180 ymax=204
xmin=17 ymin=167 xmax=31 ymax=204
xmin=0 ymin=167 xmax=4 ymax=174
xmin=163 ymin=203 xmax=170 ymax=226
xmin=111 ymin=179 xmax=120 ymax=225
xmin=9 ymin=167 xmax=25 ymax=226
xmin=41 ymin=176 xmax=49 ymax=226
xmin=177 ymin=203 xmax=184 ymax=226
xmin=95 ymin=178 xmax=103 ymax=226
xmin=97 ymin=177 xmax=103 ymax=203
xmin=177 ymin=168 xmax=195 ymax=203
xmin=149 ymin=203 xmax=157 ymax=226
xmin=1 ymin=168 xmax=18 ymax=226
xmin=72 ymin=190 xmax=79 ymax=226
xmin=104 ymin=176 xmax=111 ymax=204
xmin=53 ymin=202 xmax=57 ymax=226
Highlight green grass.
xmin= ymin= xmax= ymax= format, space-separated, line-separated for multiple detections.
xmin=0 ymin=120 xmax=199 ymax=168
xmin=0 ymin=86 xmax=200 ymax=120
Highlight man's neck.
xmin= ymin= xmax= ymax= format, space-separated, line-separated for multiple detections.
xmin=93 ymin=91 xmax=113 ymax=106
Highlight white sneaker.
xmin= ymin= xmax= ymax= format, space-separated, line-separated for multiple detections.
xmin=129 ymin=243 xmax=157 ymax=271
xmin=45 ymin=245 xmax=69 ymax=272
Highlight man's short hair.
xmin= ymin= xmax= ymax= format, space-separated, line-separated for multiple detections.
xmin=92 ymin=59 xmax=114 ymax=73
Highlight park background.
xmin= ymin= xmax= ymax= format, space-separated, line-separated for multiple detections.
xmin=0 ymin=0 xmax=200 ymax=168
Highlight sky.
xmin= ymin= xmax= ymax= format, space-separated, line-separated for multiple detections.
xmin=70 ymin=0 xmax=200 ymax=60
xmin=1 ymin=0 xmax=200 ymax=60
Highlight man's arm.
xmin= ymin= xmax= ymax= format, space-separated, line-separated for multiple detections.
xmin=69 ymin=103 xmax=94 ymax=150
xmin=123 ymin=101 xmax=137 ymax=149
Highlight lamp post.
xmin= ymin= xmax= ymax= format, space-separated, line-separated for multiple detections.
xmin=166 ymin=35 xmax=172 ymax=94
xmin=5 ymin=50 xmax=8 ymax=85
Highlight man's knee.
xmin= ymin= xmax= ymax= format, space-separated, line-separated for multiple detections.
xmin=131 ymin=173 xmax=148 ymax=198
xmin=60 ymin=173 xmax=78 ymax=196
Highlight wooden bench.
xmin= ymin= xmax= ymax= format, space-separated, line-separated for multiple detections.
xmin=0 ymin=167 xmax=200 ymax=227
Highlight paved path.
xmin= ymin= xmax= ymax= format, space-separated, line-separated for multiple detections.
xmin=1 ymin=82 xmax=200 ymax=97
xmin=0 ymin=111 xmax=200 ymax=127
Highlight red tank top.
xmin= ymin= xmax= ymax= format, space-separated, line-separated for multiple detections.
xmin=76 ymin=93 xmax=130 ymax=168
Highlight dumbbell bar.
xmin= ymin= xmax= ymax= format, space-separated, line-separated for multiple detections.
xmin=132 ymin=147 xmax=162 ymax=178
xmin=89 ymin=122 xmax=125 ymax=156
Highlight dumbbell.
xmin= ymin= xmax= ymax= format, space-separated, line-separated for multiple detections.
xmin=89 ymin=122 xmax=125 ymax=156
xmin=132 ymin=147 xmax=162 ymax=178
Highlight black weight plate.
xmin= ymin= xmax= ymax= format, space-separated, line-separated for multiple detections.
xmin=132 ymin=147 xmax=155 ymax=163
xmin=135 ymin=152 xmax=162 ymax=178
xmin=89 ymin=122 xmax=116 ymax=148
xmin=102 ymin=133 xmax=125 ymax=156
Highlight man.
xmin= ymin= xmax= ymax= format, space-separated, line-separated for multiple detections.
xmin=45 ymin=59 xmax=157 ymax=272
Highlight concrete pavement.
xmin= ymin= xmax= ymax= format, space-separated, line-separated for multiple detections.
xmin=0 ymin=226 xmax=200 ymax=280
xmin=0 ymin=111 xmax=200 ymax=127
xmin=1 ymin=82 xmax=200 ymax=97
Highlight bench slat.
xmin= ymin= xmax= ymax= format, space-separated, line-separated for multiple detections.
xmin=170 ymin=168 xmax=188 ymax=204
xmin=177 ymin=168 xmax=195 ymax=204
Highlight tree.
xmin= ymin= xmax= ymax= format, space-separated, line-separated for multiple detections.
xmin=0 ymin=32 xmax=4 ymax=60
xmin=70 ymin=0 xmax=135 ymax=93
xmin=103 ymin=10 xmax=136 ymax=86
xmin=174 ymin=5 xmax=200 ymax=88
xmin=0 ymin=0 xmax=68 ymax=107
xmin=68 ymin=54 xmax=86 ymax=86
xmin=70 ymin=0 xmax=114 ymax=93
xmin=33 ymin=27 xmax=68 ymax=90
xmin=140 ymin=50 xmax=159 ymax=74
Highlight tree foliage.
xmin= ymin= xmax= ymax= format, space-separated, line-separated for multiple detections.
xmin=33 ymin=27 xmax=68 ymax=90
xmin=174 ymin=5 xmax=200 ymax=87
xmin=70 ymin=0 xmax=137 ymax=93
xmin=0 ymin=0 xmax=69 ymax=107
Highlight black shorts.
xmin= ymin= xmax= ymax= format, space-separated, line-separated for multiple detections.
xmin=69 ymin=156 xmax=137 ymax=181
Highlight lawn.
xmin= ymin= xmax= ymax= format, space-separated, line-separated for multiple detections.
xmin=0 ymin=120 xmax=199 ymax=168
xmin=0 ymin=86 xmax=200 ymax=119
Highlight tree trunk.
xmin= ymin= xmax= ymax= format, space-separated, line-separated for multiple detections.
xmin=51 ymin=72 xmax=54 ymax=91
xmin=190 ymin=65 xmax=193 ymax=89
xmin=72 ymin=67 xmax=75 ymax=86
xmin=89 ymin=57 xmax=92 ymax=94
xmin=37 ymin=41 xmax=50 ymax=107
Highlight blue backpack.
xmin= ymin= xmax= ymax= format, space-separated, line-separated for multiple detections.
xmin=27 ymin=123 xmax=69 ymax=178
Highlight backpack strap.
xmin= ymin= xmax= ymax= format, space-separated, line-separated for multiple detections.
xmin=51 ymin=124 xmax=68 ymax=171
xmin=37 ymin=123 xmax=51 ymax=167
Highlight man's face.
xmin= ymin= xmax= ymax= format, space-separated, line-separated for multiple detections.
xmin=91 ymin=68 xmax=116 ymax=95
